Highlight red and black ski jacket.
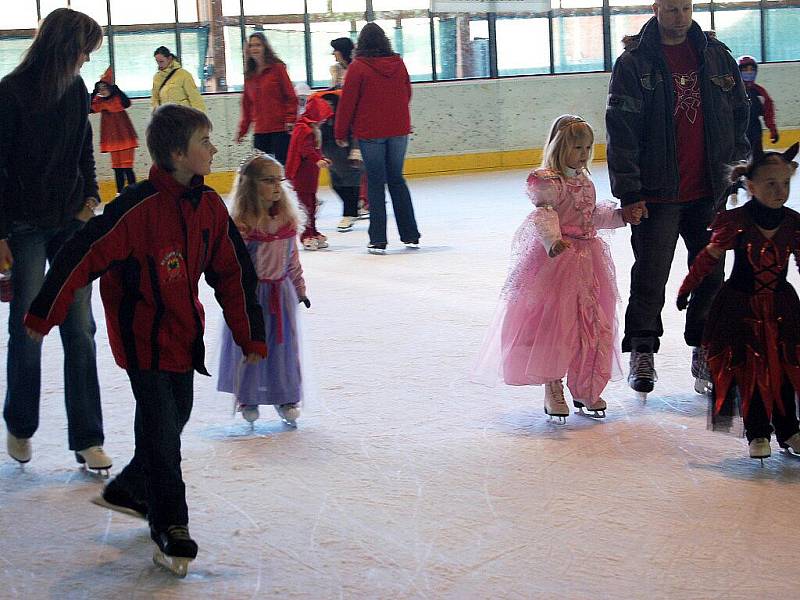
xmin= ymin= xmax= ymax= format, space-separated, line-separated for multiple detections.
xmin=25 ymin=166 xmax=268 ymax=374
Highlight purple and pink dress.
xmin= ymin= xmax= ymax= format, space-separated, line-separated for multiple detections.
xmin=217 ymin=223 xmax=306 ymax=408
xmin=474 ymin=168 xmax=624 ymax=404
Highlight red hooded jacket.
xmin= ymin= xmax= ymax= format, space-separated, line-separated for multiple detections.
xmin=286 ymin=95 xmax=333 ymax=194
xmin=334 ymin=55 xmax=412 ymax=141
xmin=238 ymin=62 xmax=298 ymax=138
xmin=24 ymin=166 xmax=268 ymax=374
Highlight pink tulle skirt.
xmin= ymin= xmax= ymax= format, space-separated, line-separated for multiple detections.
xmin=473 ymin=218 xmax=622 ymax=400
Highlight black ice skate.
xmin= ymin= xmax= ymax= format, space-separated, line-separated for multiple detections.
xmin=628 ymin=350 xmax=657 ymax=401
xmin=573 ymin=397 xmax=607 ymax=418
xmin=151 ymin=525 xmax=198 ymax=577
xmin=691 ymin=346 xmax=713 ymax=396
xmin=91 ymin=485 xmax=148 ymax=520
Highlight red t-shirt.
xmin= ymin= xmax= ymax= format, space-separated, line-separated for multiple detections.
xmin=662 ymin=40 xmax=711 ymax=202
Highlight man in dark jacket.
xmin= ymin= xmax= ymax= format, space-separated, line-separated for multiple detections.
xmin=606 ymin=0 xmax=749 ymax=397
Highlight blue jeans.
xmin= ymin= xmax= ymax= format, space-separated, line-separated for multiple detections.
xmin=359 ymin=136 xmax=420 ymax=246
xmin=4 ymin=220 xmax=103 ymax=450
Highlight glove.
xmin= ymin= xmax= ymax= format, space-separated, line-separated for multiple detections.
xmin=299 ymin=296 xmax=311 ymax=308
xmin=676 ymin=248 xmax=720 ymax=310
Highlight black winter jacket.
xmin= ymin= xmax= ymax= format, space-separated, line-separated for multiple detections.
xmin=605 ymin=18 xmax=749 ymax=206
xmin=0 ymin=72 xmax=99 ymax=239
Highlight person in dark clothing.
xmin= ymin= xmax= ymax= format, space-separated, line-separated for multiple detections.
xmin=23 ymin=105 xmax=267 ymax=577
xmin=605 ymin=0 xmax=749 ymax=398
xmin=317 ymin=90 xmax=364 ymax=232
xmin=0 ymin=8 xmax=110 ymax=471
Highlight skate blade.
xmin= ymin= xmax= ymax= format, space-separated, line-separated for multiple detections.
xmin=635 ymin=391 xmax=648 ymax=402
xmin=574 ymin=405 xmax=606 ymax=419
xmin=280 ymin=417 xmax=298 ymax=428
xmin=782 ymin=447 xmax=800 ymax=458
xmin=80 ymin=464 xmax=110 ymax=478
xmin=90 ymin=495 xmax=147 ymax=520
xmin=153 ymin=548 xmax=192 ymax=578
xmin=544 ymin=410 xmax=568 ymax=424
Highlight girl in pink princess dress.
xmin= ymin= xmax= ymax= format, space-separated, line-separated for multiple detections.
xmin=474 ymin=115 xmax=640 ymax=422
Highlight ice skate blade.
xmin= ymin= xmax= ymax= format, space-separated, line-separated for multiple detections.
xmin=153 ymin=548 xmax=192 ymax=577
xmin=280 ymin=417 xmax=298 ymax=428
xmin=575 ymin=407 xmax=606 ymax=418
xmin=635 ymin=391 xmax=648 ymax=402
xmin=90 ymin=495 xmax=147 ymax=520
xmin=80 ymin=464 xmax=110 ymax=477
xmin=544 ymin=410 xmax=568 ymax=424
xmin=694 ymin=378 xmax=713 ymax=395
xmin=782 ymin=447 xmax=800 ymax=458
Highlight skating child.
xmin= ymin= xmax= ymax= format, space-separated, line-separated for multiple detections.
xmin=217 ymin=153 xmax=310 ymax=426
xmin=90 ymin=67 xmax=138 ymax=195
xmin=728 ymin=55 xmax=780 ymax=205
xmin=316 ymin=90 xmax=363 ymax=232
xmin=677 ymin=144 xmax=800 ymax=462
xmin=23 ymin=104 xmax=267 ymax=576
xmin=285 ymin=94 xmax=333 ymax=250
xmin=473 ymin=115 xmax=640 ymax=422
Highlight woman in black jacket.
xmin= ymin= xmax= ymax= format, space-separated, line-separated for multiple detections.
xmin=0 ymin=8 xmax=111 ymax=471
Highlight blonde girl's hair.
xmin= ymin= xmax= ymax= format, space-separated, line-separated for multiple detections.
xmin=231 ymin=154 xmax=305 ymax=231
xmin=541 ymin=114 xmax=595 ymax=176
xmin=10 ymin=8 xmax=103 ymax=105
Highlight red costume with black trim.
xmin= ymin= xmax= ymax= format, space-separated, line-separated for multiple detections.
xmin=682 ymin=205 xmax=800 ymax=423
xmin=90 ymin=67 xmax=138 ymax=169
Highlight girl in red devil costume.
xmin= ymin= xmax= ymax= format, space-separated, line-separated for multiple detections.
xmin=677 ymin=143 xmax=800 ymax=462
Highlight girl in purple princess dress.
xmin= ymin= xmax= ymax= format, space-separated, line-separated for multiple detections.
xmin=217 ymin=153 xmax=311 ymax=426
xmin=474 ymin=115 xmax=640 ymax=422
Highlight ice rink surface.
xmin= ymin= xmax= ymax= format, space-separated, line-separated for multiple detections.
xmin=1 ymin=165 xmax=799 ymax=599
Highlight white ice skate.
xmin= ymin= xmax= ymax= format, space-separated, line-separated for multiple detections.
xmin=275 ymin=403 xmax=300 ymax=427
xmin=241 ymin=405 xmax=259 ymax=424
xmin=749 ymin=437 xmax=771 ymax=466
xmin=780 ymin=432 xmax=800 ymax=457
xmin=75 ymin=445 xmax=112 ymax=476
xmin=544 ymin=380 xmax=569 ymax=424
xmin=6 ymin=431 xmax=31 ymax=464
xmin=573 ymin=397 xmax=607 ymax=418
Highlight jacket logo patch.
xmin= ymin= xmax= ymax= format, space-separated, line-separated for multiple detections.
xmin=711 ymin=74 xmax=736 ymax=92
xmin=160 ymin=249 xmax=186 ymax=284
xmin=640 ymin=73 xmax=663 ymax=91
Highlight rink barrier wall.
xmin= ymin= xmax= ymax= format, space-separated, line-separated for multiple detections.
xmin=94 ymin=62 xmax=800 ymax=200
xmin=98 ymin=128 xmax=800 ymax=200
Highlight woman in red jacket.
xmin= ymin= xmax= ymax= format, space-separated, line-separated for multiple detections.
xmin=236 ymin=33 xmax=297 ymax=166
xmin=334 ymin=23 xmax=421 ymax=255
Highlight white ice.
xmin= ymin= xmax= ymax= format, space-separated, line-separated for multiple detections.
xmin=1 ymin=165 xmax=798 ymax=599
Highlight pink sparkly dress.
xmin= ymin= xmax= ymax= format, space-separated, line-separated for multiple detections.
xmin=473 ymin=167 xmax=625 ymax=404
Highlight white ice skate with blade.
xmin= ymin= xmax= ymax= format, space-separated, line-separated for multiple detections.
xmin=275 ymin=403 xmax=300 ymax=427
xmin=749 ymin=437 xmax=771 ymax=466
xmin=75 ymin=446 xmax=112 ymax=476
xmin=573 ymin=397 xmax=607 ymax=418
xmin=780 ymin=432 xmax=800 ymax=457
xmin=544 ymin=380 xmax=569 ymax=424
xmin=6 ymin=432 xmax=31 ymax=464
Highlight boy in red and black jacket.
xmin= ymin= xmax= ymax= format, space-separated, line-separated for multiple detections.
xmin=24 ymin=104 xmax=267 ymax=576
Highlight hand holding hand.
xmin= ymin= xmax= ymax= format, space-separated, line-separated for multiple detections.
xmin=26 ymin=327 xmax=43 ymax=343
xmin=299 ymin=296 xmax=311 ymax=308
xmin=549 ymin=239 xmax=571 ymax=258
xmin=676 ymin=293 xmax=689 ymax=311
xmin=622 ymin=201 xmax=648 ymax=226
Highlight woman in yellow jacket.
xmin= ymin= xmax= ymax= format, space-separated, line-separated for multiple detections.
xmin=151 ymin=46 xmax=206 ymax=112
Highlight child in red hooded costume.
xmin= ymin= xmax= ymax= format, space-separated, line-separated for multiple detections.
xmin=90 ymin=67 xmax=138 ymax=195
xmin=285 ymin=94 xmax=333 ymax=250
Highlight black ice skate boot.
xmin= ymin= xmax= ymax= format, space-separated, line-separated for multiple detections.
xmin=151 ymin=525 xmax=198 ymax=577
xmin=91 ymin=484 xmax=148 ymax=520
xmin=628 ymin=338 xmax=657 ymax=400
xmin=691 ymin=346 xmax=713 ymax=396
